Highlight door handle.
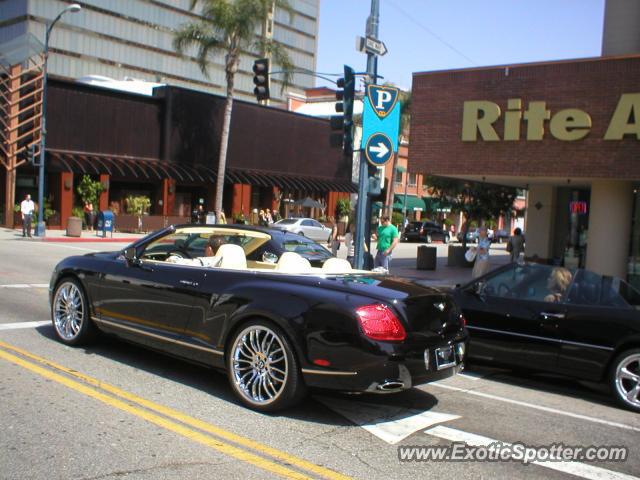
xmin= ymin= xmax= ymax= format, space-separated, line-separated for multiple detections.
xmin=540 ymin=312 xmax=565 ymax=320
xmin=179 ymin=280 xmax=199 ymax=287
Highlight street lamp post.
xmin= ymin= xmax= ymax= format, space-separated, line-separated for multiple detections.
xmin=35 ymin=3 xmax=81 ymax=237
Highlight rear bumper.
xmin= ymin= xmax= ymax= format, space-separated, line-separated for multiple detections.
xmin=302 ymin=336 xmax=467 ymax=393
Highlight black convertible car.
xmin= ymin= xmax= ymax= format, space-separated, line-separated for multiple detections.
xmin=453 ymin=262 xmax=640 ymax=412
xmin=50 ymin=224 xmax=467 ymax=411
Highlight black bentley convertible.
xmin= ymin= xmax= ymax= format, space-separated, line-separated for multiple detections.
xmin=50 ymin=224 xmax=467 ymax=411
xmin=453 ymin=262 xmax=640 ymax=412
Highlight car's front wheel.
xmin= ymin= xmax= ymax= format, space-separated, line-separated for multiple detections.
xmin=227 ymin=321 xmax=306 ymax=412
xmin=425 ymin=234 xmax=432 ymax=244
xmin=51 ymin=278 xmax=97 ymax=346
xmin=610 ymin=348 xmax=640 ymax=412
xmin=443 ymin=234 xmax=450 ymax=244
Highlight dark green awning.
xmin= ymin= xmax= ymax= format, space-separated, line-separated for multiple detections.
xmin=393 ymin=194 xmax=426 ymax=212
xmin=394 ymin=165 xmax=406 ymax=173
xmin=423 ymin=196 xmax=452 ymax=213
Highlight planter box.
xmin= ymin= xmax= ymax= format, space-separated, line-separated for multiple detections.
xmin=417 ymin=246 xmax=437 ymax=270
xmin=447 ymin=245 xmax=475 ymax=268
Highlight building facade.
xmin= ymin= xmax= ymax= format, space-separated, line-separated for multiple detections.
xmin=0 ymin=0 xmax=319 ymax=102
xmin=411 ymin=55 xmax=640 ymax=283
xmin=0 ymin=77 xmax=354 ymax=230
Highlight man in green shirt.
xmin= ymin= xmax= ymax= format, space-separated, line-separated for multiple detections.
xmin=373 ymin=215 xmax=399 ymax=270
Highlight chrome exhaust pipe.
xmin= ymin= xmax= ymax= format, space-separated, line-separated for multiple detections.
xmin=377 ymin=381 xmax=405 ymax=392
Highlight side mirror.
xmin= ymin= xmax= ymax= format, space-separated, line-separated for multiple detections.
xmin=471 ymin=281 xmax=485 ymax=297
xmin=262 ymin=251 xmax=278 ymax=264
xmin=124 ymin=246 xmax=137 ymax=263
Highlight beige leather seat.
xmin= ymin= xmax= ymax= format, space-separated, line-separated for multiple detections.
xmin=321 ymin=257 xmax=352 ymax=273
xmin=216 ymin=244 xmax=247 ymax=270
xmin=275 ymin=252 xmax=312 ymax=273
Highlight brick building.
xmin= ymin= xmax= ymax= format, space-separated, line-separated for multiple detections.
xmin=410 ymin=55 xmax=640 ymax=281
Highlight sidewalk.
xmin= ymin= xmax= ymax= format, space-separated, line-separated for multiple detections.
xmin=0 ymin=227 xmax=143 ymax=243
xmin=0 ymin=227 xmax=509 ymax=286
xmin=388 ymin=252 xmax=511 ymax=287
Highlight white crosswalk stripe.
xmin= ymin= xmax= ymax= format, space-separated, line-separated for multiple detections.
xmin=425 ymin=425 xmax=638 ymax=480
xmin=0 ymin=321 xmax=50 ymax=331
xmin=0 ymin=284 xmax=48 ymax=288
xmin=315 ymin=395 xmax=459 ymax=444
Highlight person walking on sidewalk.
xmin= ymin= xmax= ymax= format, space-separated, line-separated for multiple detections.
xmin=373 ymin=215 xmax=399 ymax=271
xmin=507 ymin=227 xmax=525 ymax=263
xmin=472 ymin=226 xmax=491 ymax=278
xmin=20 ymin=194 xmax=35 ymax=238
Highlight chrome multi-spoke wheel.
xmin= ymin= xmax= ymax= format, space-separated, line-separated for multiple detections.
xmin=227 ymin=322 xmax=305 ymax=412
xmin=613 ymin=351 xmax=640 ymax=411
xmin=52 ymin=279 xmax=95 ymax=345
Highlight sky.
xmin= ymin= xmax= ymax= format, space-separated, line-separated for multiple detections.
xmin=315 ymin=0 xmax=606 ymax=90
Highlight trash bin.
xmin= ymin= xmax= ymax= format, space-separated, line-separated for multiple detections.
xmin=417 ymin=246 xmax=437 ymax=270
xmin=66 ymin=216 xmax=82 ymax=237
xmin=96 ymin=210 xmax=114 ymax=238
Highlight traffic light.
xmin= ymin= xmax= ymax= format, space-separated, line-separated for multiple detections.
xmin=18 ymin=144 xmax=37 ymax=165
xmin=252 ymin=58 xmax=270 ymax=101
xmin=331 ymin=65 xmax=356 ymax=156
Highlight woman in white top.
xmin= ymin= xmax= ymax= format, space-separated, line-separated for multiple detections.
xmin=344 ymin=223 xmax=367 ymax=267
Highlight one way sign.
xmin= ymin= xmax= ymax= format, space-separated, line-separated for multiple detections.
xmin=361 ymin=84 xmax=401 ymax=166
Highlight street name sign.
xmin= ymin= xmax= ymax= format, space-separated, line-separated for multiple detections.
xmin=361 ymin=84 xmax=401 ymax=166
xmin=356 ymin=36 xmax=388 ymax=56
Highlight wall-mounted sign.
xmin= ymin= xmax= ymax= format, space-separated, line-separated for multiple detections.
xmin=462 ymin=93 xmax=640 ymax=142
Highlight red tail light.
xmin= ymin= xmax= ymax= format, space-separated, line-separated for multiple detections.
xmin=355 ymin=304 xmax=406 ymax=341
xmin=460 ymin=313 xmax=467 ymax=327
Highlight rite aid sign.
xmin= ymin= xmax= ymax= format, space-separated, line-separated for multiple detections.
xmin=462 ymin=93 xmax=640 ymax=142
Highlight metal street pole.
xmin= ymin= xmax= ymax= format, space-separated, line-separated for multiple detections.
xmin=35 ymin=3 xmax=81 ymax=237
xmin=354 ymin=0 xmax=379 ymax=269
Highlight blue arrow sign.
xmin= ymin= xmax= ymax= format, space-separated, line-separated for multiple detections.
xmin=365 ymin=132 xmax=393 ymax=166
xmin=361 ymin=84 xmax=401 ymax=162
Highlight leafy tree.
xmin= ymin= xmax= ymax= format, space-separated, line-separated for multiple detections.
xmin=173 ymin=0 xmax=294 ymax=217
xmin=76 ymin=175 xmax=104 ymax=207
xmin=426 ymin=177 xmax=518 ymax=249
xmin=125 ymin=195 xmax=151 ymax=215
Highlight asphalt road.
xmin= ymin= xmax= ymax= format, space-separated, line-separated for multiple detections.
xmin=1 ymin=235 xmax=638 ymax=480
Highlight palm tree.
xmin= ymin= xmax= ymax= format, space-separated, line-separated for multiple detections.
xmin=173 ymin=0 xmax=294 ymax=217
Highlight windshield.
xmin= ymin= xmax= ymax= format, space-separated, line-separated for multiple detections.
xmin=275 ymin=219 xmax=298 ymax=225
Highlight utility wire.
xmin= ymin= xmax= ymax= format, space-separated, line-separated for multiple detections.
xmin=386 ymin=0 xmax=478 ymax=66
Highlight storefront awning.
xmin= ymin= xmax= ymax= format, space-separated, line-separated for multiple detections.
xmin=46 ymin=150 xmax=357 ymax=193
xmin=423 ymin=196 xmax=452 ymax=213
xmin=393 ymin=194 xmax=426 ymax=212
xmin=395 ymin=165 xmax=406 ymax=173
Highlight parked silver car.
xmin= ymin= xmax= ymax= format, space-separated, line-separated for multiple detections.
xmin=273 ymin=218 xmax=332 ymax=242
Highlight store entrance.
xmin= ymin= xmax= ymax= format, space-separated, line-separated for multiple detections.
xmin=552 ymin=188 xmax=590 ymax=268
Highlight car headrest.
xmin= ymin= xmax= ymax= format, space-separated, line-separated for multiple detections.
xmin=321 ymin=257 xmax=352 ymax=273
xmin=216 ymin=244 xmax=247 ymax=270
xmin=275 ymin=252 xmax=312 ymax=273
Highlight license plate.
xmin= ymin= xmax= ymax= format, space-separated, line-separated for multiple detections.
xmin=435 ymin=346 xmax=456 ymax=370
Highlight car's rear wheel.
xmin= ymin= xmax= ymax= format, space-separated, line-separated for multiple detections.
xmin=425 ymin=234 xmax=432 ymax=244
xmin=444 ymin=234 xmax=450 ymax=244
xmin=227 ymin=321 xmax=306 ymax=412
xmin=297 ymin=231 xmax=304 ymax=236
xmin=610 ymin=348 xmax=640 ymax=412
xmin=51 ymin=278 xmax=97 ymax=346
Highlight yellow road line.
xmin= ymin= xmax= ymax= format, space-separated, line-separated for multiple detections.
xmin=0 ymin=340 xmax=351 ymax=480
xmin=0 ymin=347 xmax=313 ymax=480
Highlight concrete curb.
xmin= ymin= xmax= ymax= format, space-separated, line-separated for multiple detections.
xmin=38 ymin=237 xmax=142 ymax=243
